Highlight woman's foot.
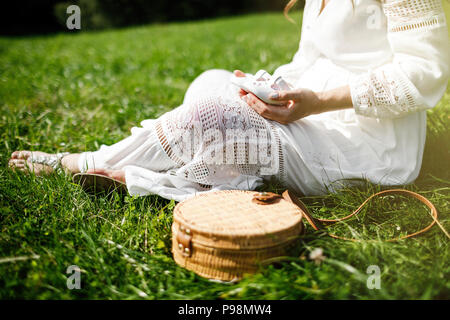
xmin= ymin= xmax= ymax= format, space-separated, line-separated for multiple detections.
xmin=9 ymin=150 xmax=80 ymax=175
xmin=86 ymin=168 xmax=126 ymax=184
xmin=9 ymin=151 xmax=56 ymax=175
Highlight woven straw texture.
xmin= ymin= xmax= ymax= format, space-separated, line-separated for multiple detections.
xmin=172 ymin=190 xmax=304 ymax=281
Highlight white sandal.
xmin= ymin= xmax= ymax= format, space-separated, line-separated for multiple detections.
xmin=29 ymin=152 xmax=70 ymax=174
xmin=231 ymin=69 xmax=291 ymax=105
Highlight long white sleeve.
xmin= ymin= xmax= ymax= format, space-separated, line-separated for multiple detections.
xmin=349 ymin=0 xmax=449 ymax=119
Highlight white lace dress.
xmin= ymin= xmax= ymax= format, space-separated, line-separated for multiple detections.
xmin=78 ymin=0 xmax=449 ymax=201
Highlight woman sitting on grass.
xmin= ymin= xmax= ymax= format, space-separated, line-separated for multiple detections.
xmin=8 ymin=0 xmax=449 ymax=201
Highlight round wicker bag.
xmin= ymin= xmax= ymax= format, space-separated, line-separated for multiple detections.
xmin=171 ymin=188 xmax=443 ymax=281
xmin=172 ymin=190 xmax=304 ymax=281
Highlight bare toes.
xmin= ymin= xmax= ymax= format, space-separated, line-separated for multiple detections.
xmin=9 ymin=159 xmax=26 ymax=170
xmin=11 ymin=150 xmax=31 ymax=160
xmin=9 ymin=159 xmax=18 ymax=166
xmin=11 ymin=151 xmax=23 ymax=159
xmin=20 ymin=151 xmax=33 ymax=159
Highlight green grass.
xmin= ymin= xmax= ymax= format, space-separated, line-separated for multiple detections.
xmin=0 ymin=10 xmax=449 ymax=300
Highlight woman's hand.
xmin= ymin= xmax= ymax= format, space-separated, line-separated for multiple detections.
xmin=241 ymin=89 xmax=321 ymax=124
xmin=233 ymin=70 xmax=250 ymax=98
xmin=241 ymin=85 xmax=353 ymax=124
xmin=233 ymin=70 xmax=246 ymax=78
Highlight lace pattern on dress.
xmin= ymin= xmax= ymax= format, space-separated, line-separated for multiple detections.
xmin=383 ymin=0 xmax=446 ymax=32
xmin=350 ymin=65 xmax=422 ymax=118
xmin=154 ymin=95 xmax=285 ymax=187
xmin=349 ymin=0 xmax=444 ymax=118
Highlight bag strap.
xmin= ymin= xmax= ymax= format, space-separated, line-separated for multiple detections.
xmin=281 ymin=189 xmax=449 ymax=242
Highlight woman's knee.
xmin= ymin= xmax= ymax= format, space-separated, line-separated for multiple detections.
xmin=183 ymin=69 xmax=233 ymax=104
xmin=196 ymin=69 xmax=232 ymax=81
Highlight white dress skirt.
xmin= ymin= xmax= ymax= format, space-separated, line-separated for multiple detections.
xmin=78 ymin=0 xmax=449 ymax=202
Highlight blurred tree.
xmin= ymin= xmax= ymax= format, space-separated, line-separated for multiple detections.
xmin=1 ymin=0 xmax=62 ymax=35
xmin=1 ymin=0 xmax=304 ymax=35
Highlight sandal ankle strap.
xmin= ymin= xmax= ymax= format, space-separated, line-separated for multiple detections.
xmin=30 ymin=152 xmax=70 ymax=174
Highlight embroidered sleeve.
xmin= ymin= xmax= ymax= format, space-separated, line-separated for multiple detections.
xmin=349 ymin=0 xmax=449 ymax=119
